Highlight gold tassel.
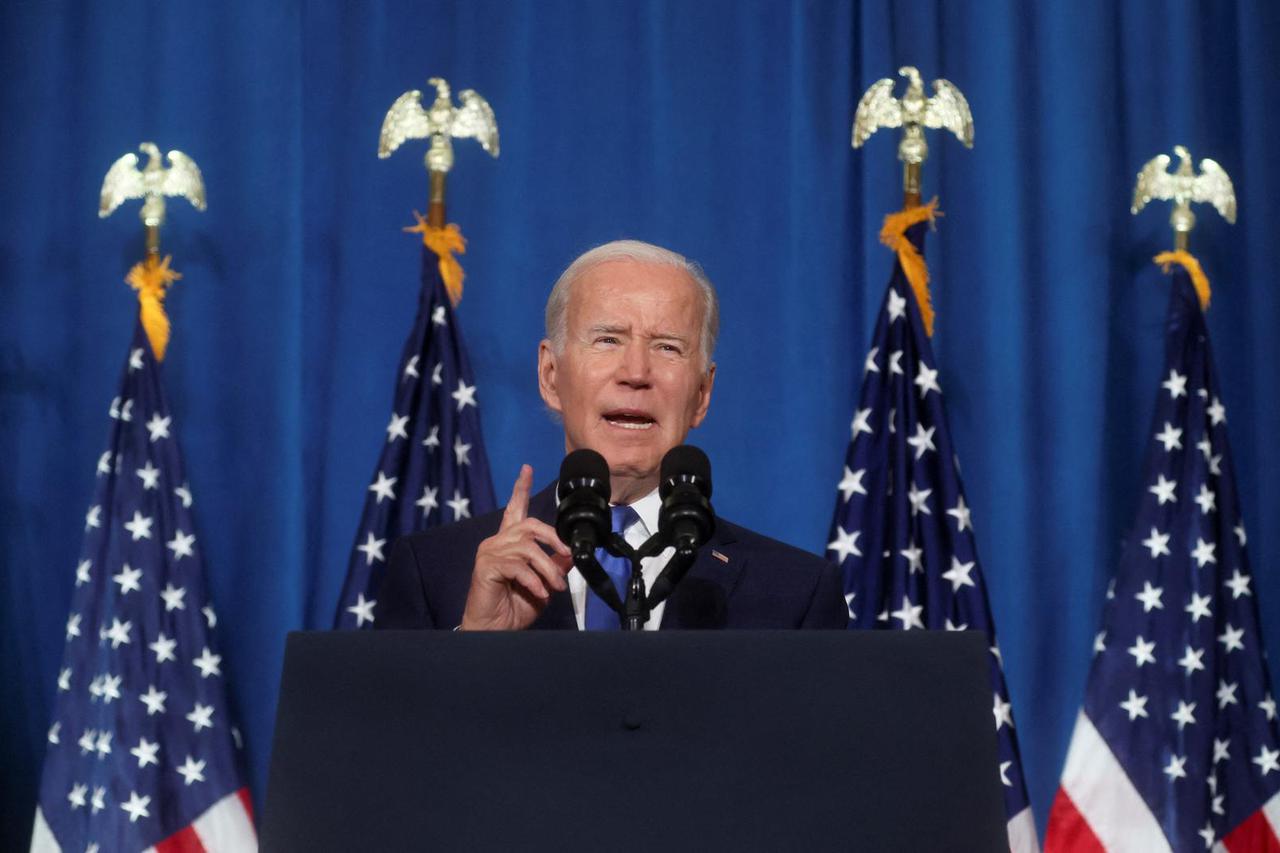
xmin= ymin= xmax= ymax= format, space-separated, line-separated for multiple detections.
xmin=1154 ymin=249 xmax=1211 ymax=311
xmin=879 ymin=198 xmax=942 ymax=337
xmin=405 ymin=213 xmax=467 ymax=307
xmin=124 ymin=255 xmax=182 ymax=361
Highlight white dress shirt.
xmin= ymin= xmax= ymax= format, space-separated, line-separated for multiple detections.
xmin=567 ymin=488 xmax=673 ymax=630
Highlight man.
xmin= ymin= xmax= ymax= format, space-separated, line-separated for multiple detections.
xmin=379 ymin=240 xmax=846 ymax=630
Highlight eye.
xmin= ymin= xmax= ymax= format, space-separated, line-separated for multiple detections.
xmin=593 ymin=335 xmax=620 ymax=346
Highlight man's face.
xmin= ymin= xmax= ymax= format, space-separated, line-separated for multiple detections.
xmin=538 ymin=259 xmax=715 ymax=497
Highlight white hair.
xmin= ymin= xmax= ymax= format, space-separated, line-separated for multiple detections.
xmin=544 ymin=239 xmax=719 ymax=370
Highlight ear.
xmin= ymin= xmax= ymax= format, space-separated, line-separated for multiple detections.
xmin=537 ymin=340 xmax=563 ymax=414
xmin=688 ymin=362 xmax=716 ymax=429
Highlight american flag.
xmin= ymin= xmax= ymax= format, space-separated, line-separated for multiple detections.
xmin=1045 ymin=267 xmax=1280 ymax=851
xmin=333 ymin=241 xmax=495 ymax=629
xmin=825 ymin=221 xmax=1039 ymax=851
xmin=31 ymin=325 xmax=255 ymax=852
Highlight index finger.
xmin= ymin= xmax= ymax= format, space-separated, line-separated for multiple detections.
xmin=500 ymin=464 xmax=534 ymax=528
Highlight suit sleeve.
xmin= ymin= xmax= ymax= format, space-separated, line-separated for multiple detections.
xmin=377 ymin=537 xmax=436 ymax=630
xmin=800 ymin=561 xmax=849 ymax=629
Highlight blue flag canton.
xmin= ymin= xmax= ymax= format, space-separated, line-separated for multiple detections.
xmin=825 ymin=232 xmax=1032 ymax=821
xmin=1083 ymin=272 xmax=1280 ymax=850
xmin=37 ymin=326 xmax=248 ymax=851
xmin=335 ymin=246 xmax=496 ymax=629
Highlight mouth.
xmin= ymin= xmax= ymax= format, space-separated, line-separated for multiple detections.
xmin=602 ymin=409 xmax=657 ymax=431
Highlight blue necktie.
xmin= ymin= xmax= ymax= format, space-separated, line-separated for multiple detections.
xmin=583 ymin=505 xmax=640 ymax=631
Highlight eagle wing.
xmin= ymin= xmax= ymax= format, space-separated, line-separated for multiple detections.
xmin=851 ymin=77 xmax=900 ymax=148
xmin=378 ymin=90 xmax=432 ymax=158
xmin=99 ymin=152 xmax=144 ymax=218
xmin=161 ymin=150 xmax=207 ymax=211
xmin=1193 ymin=158 xmax=1237 ymax=224
xmin=924 ymin=80 xmax=974 ymax=147
xmin=1131 ymin=154 xmax=1173 ymax=215
xmin=452 ymin=89 xmax=500 ymax=157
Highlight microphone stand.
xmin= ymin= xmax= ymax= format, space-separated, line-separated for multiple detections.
xmin=597 ymin=533 xmax=698 ymax=631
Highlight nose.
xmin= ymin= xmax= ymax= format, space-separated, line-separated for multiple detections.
xmin=615 ymin=340 xmax=652 ymax=388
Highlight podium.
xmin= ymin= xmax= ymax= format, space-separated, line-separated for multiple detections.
xmin=262 ymin=631 xmax=1006 ymax=852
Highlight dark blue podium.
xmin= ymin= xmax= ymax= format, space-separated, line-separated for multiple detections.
xmin=262 ymin=631 xmax=1006 ymax=852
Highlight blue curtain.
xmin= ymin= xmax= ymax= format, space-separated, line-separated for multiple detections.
xmin=3 ymin=1 xmax=1278 ymax=845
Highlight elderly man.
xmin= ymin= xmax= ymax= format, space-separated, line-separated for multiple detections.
xmin=379 ymin=240 xmax=846 ymax=630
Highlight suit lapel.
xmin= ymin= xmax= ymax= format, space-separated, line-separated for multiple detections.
xmin=526 ymin=483 xmax=578 ymax=631
xmin=658 ymin=522 xmax=744 ymax=629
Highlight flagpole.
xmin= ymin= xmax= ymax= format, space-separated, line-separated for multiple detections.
xmin=428 ymin=170 xmax=447 ymax=228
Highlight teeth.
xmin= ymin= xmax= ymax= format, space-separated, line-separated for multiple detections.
xmin=606 ymin=417 xmax=654 ymax=430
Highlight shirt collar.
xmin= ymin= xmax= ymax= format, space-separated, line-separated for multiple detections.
xmin=616 ymin=487 xmax=661 ymax=537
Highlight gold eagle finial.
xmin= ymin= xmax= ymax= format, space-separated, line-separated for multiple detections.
xmin=1132 ymin=145 xmax=1236 ymax=250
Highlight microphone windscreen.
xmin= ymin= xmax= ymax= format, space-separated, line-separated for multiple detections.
xmin=660 ymin=445 xmax=712 ymax=498
xmin=558 ymin=448 xmax=611 ymax=502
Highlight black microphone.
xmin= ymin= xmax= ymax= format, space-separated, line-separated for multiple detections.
xmin=555 ymin=449 xmax=611 ymax=556
xmin=658 ymin=445 xmax=715 ymax=552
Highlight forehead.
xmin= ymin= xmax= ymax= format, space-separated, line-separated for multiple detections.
xmin=567 ymin=259 xmax=702 ymax=327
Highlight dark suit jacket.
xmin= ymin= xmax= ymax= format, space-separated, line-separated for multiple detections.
xmin=379 ymin=484 xmax=848 ymax=630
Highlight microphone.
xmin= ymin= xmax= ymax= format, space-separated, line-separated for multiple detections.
xmin=555 ymin=448 xmax=611 ymax=556
xmin=658 ymin=445 xmax=715 ymax=552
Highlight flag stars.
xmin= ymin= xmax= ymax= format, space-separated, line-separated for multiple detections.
xmin=422 ymin=425 xmax=440 ymax=450
xmin=1254 ymin=746 xmax=1280 ymax=777
xmin=368 ymin=471 xmax=398 ymax=503
xmin=105 ymin=618 xmax=132 ymax=649
xmin=850 ymin=408 xmax=873 ymax=439
xmin=416 ymin=485 xmax=439 ymax=517
xmin=1259 ymin=695 xmax=1277 ymax=722
xmin=447 ymin=490 xmax=471 ymax=520
xmin=992 ymin=694 xmax=1014 ymax=731
xmin=1208 ymin=453 xmax=1222 ymax=476
xmin=1225 ymin=569 xmax=1252 ymax=599
xmin=58 ymin=667 xmax=71 ymax=691
xmin=1185 ymin=593 xmax=1212 ymax=623
xmin=1135 ymin=581 xmax=1164 ymax=613
xmin=1178 ymin=645 xmax=1206 ymax=676
xmin=945 ymin=618 xmax=969 ymax=631
xmin=347 ymin=593 xmax=376 ymax=627
xmin=1155 ymin=422 xmax=1183 ymax=452
xmin=1213 ymin=738 xmax=1231 ymax=764
xmin=1127 ymin=636 xmax=1156 ymax=667
xmin=160 ymin=583 xmax=187 ymax=612
xmin=174 ymin=483 xmax=192 ymax=508
xmin=202 ymin=605 xmax=217 ymax=628
xmin=906 ymin=423 xmax=936 ymax=460
xmin=95 ymin=729 xmax=113 ymax=757
xmin=1217 ymin=624 xmax=1245 ymax=654
xmin=402 ymin=355 xmax=420 ymax=380
xmin=66 ymin=613 xmax=82 ymax=641
xmin=145 ymin=413 xmax=171 ymax=442
xmin=120 ymin=791 xmax=150 ymax=823
xmin=1234 ymin=523 xmax=1247 ymax=547
xmin=914 ymin=363 xmax=941 ymax=398
xmin=193 ymin=647 xmax=223 ymax=678
xmin=1142 ymin=527 xmax=1171 ymax=559
xmin=837 ymin=467 xmax=867 ymax=502
xmin=452 ymin=379 xmax=478 ymax=411
xmin=123 ymin=511 xmax=154 ymax=541
xmin=941 ymin=557 xmax=976 ymax=592
xmin=135 ymin=461 xmax=160 ymax=490
xmin=130 ymin=737 xmax=160 ymax=769
xmin=453 ymin=435 xmax=472 ymax=466
xmin=149 ymin=633 xmax=177 ymax=664
xmin=96 ymin=451 xmax=113 ymax=476
xmin=863 ymin=346 xmax=880 ymax=374
xmin=826 ymin=527 xmax=861 ymax=563
xmin=891 ymin=596 xmax=924 ymax=630
xmin=1162 ymin=369 xmax=1187 ymax=399
xmin=187 ymin=703 xmax=215 ymax=732
xmin=1093 ymin=631 xmax=1106 ymax=655
xmin=907 ymin=483 xmax=932 ymax=516
xmin=91 ymin=786 xmax=105 ymax=814
xmin=68 ymin=783 xmax=88 ymax=810
xmin=100 ymin=675 xmax=121 ymax=703
xmin=386 ymin=413 xmax=410 ymax=442
xmin=1216 ymin=680 xmax=1239 ymax=709
xmin=431 ymin=362 xmax=443 ymax=386
xmin=1190 ymin=538 xmax=1217 ymax=568
xmin=129 ymin=347 xmax=145 ymax=371
xmin=1163 ymin=754 xmax=1188 ymax=781
xmin=887 ymin=289 xmax=907 ymax=322
xmin=113 ymin=564 xmax=143 ymax=595
xmin=1148 ymin=475 xmax=1177 ymax=505
xmin=78 ymin=728 xmax=97 ymax=754
xmin=887 ymin=350 xmax=904 ymax=376
xmin=76 ymin=559 xmax=91 ymax=586
xmin=139 ymin=685 xmax=167 ymax=716
xmin=85 ymin=505 xmax=102 ymax=531
xmin=1208 ymin=397 xmax=1226 ymax=426
xmin=432 ymin=305 xmax=447 ymax=326
xmin=946 ymin=496 xmax=972 ymax=532
xmin=844 ymin=592 xmax=857 ymax=620
xmin=1120 ymin=689 xmax=1149 ymax=720
xmin=167 ymin=530 xmax=196 ymax=560
xmin=177 ymin=756 xmax=207 ymax=786
xmin=357 ymin=532 xmax=387 ymax=565
xmin=1171 ymin=701 xmax=1197 ymax=730
xmin=1193 ymin=484 xmax=1216 ymax=515
xmin=48 ymin=721 xmax=61 ymax=743
xmin=999 ymin=761 xmax=1013 ymax=788
xmin=900 ymin=542 xmax=924 ymax=575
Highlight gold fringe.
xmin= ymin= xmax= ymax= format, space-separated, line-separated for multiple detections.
xmin=879 ymin=198 xmax=943 ymax=336
xmin=405 ymin=213 xmax=467 ymax=307
xmin=1154 ymin=249 xmax=1211 ymax=311
xmin=124 ymin=255 xmax=182 ymax=361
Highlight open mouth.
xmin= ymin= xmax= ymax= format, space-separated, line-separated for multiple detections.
xmin=603 ymin=409 xmax=656 ymax=431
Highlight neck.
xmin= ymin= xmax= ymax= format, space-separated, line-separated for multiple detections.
xmin=610 ymin=474 xmax=657 ymax=506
